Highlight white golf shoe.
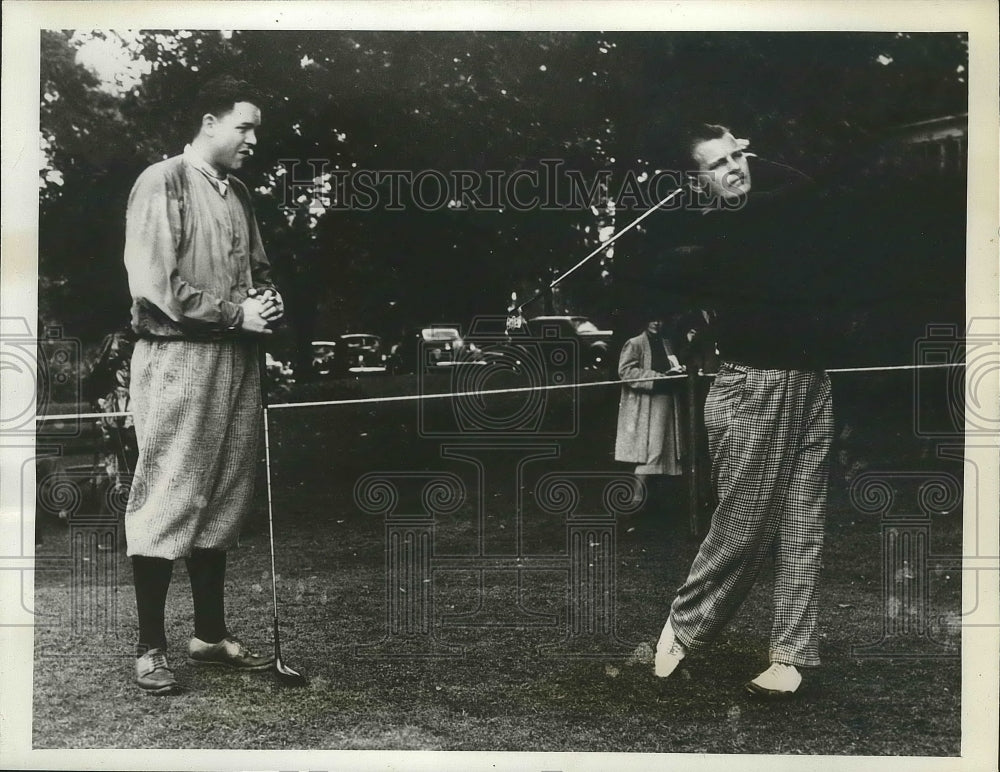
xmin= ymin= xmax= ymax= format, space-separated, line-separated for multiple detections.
xmin=745 ymin=662 xmax=802 ymax=697
xmin=653 ymin=618 xmax=687 ymax=678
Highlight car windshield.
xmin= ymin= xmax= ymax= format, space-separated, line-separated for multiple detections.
xmin=342 ymin=335 xmax=378 ymax=347
xmin=422 ymin=328 xmax=460 ymax=341
xmin=573 ymin=320 xmax=601 ymax=333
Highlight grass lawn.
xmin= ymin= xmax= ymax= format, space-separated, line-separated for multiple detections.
xmin=31 ymin=370 xmax=964 ymax=754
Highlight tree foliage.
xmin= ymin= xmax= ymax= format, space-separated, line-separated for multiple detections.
xmin=39 ymin=30 xmax=968 ymax=369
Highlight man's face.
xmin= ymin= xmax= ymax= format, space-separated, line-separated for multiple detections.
xmin=691 ymin=132 xmax=751 ymax=204
xmin=646 ymin=319 xmax=664 ymax=335
xmin=203 ymin=101 xmax=261 ymax=172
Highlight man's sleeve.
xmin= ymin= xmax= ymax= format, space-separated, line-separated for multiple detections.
xmin=124 ymin=166 xmax=244 ymax=331
xmin=247 ymin=211 xmax=275 ymax=293
xmin=232 ymin=182 xmax=276 ymax=294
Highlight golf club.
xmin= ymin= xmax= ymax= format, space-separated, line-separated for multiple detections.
xmin=505 ymin=148 xmax=781 ymax=329
xmin=507 ymin=184 xmax=686 ymax=329
xmin=254 ymin=300 xmax=308 ymax=687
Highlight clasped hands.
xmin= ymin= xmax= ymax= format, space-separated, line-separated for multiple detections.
xmin=240 ymin=287 xmax=284 ymax=334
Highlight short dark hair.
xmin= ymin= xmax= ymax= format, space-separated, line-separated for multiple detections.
xmin=191 ymin=75 xmax=263 ymax=135
xmin=666 ymin=121 xmax=732 ymax=175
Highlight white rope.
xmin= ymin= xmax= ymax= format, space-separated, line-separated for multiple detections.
xmin=34 ymin=360 xmax=965 ymax=422
xmin=826 ymin=362 xmax=963 ymax=374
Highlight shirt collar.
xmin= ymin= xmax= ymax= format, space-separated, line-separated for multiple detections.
xmin=184 ymin=144 xmax=229 ymax=196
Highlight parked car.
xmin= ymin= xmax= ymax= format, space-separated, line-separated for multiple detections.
xmin=311 ymin=334 xmax=386 ymax=377
xmin=387 ymin=325 xmax=484 ymax=374
xmin=311 ymin=340 xmax=339 ymax=376
xmin=463 ymin=316 xmax=526 ymax=369
xmin=339 ymin=333 xmax=386 ymax=372
xmin=525 ymin=315 xmax=614 ymax=371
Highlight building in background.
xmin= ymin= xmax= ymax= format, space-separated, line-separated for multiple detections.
xmin=879 ymin=113 xmax=967 ymax=176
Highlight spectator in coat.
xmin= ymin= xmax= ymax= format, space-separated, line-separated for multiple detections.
xmin=615 ymin=315 xmax=687 ymax=515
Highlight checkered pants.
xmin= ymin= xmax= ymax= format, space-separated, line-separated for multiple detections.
xmin=669 ymin=362 xmax=833 ymax=667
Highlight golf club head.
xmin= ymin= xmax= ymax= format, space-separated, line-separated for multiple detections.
xmin=506 ymin=310 xmax=525 ymax=332
xmin=274 ymin=658 xmax=308 ymax=687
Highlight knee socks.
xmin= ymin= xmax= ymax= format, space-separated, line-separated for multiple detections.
xmin=132 ymin=548 xmax=229 ymax=655
xmin=185 ymin=548 xmax=228 ymax=644
xmin=131 ymin=555 xmax=173 ymax=656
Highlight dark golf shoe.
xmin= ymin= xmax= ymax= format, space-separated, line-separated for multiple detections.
xmin=135 ymin=648 xmax=178 ymax=695
xmin=187 ymin=636 xmax=275 ymax=671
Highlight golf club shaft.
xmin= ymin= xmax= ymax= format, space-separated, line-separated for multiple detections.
xmin=515 ymin=185 xmax=685 ymax=315
xmin=258 ymin=344 xmax=282 ymax=650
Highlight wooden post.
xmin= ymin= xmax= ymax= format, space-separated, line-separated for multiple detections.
xmin=687 ymin=371 xmax=700 ymax=536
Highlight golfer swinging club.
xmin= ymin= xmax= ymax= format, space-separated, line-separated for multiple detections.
xmin=123 ymin=75 xmax=282 ymax=694
xmin=649 ymin=123 xmax=834 ymax=698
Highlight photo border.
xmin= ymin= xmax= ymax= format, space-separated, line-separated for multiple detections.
xmin=2 ymin=2 xmax=997 ymax=770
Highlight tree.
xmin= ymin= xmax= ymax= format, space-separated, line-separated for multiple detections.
xmin=39 ymin=31 xmax=146 ymax=339
xmin=39 ymin=30 xmax=968 ymax=373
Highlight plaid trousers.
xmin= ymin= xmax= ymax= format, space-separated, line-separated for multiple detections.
xmin=669 ymin=362 xmax=833 ymax=667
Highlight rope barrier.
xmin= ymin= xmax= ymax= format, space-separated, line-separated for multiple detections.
xmin=33 ymin=360 xmax=965 ymax=423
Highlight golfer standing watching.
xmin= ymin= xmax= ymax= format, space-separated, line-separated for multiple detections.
xmin=123 ymin=75 xmax=283 ymax=694
xmin=652 ymin=123 xmax=834 ymax=697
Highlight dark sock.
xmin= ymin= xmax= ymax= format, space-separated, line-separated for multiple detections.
xmin=132 ymin=555 xmax=174 ymax=656
xmin=186 ymin=548 xmax=228 ymax=643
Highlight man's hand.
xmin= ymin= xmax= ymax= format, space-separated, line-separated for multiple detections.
xmin=260 ymin=289 xmax=284 ymax=323
xmin=249 ymin=287 xmax=284 ymax=324
xmin=239 ymin=296 xmax=273 ymax=334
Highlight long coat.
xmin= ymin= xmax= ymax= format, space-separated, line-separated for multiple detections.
xmin=614 ymin=332 xmax=686 ymax=475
